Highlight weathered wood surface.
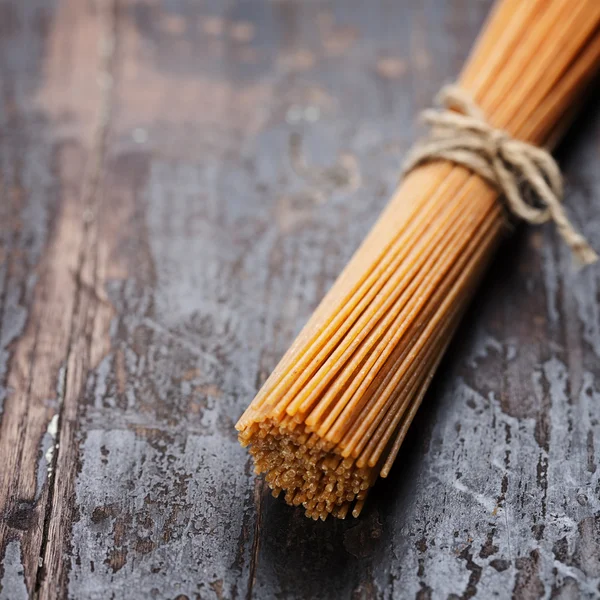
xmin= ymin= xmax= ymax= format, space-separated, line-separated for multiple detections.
xmin=0 ymin=0 xmax=599 ymax=598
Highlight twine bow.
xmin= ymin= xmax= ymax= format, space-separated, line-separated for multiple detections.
xmin=403 ymin=85 xmax=598 ymax=265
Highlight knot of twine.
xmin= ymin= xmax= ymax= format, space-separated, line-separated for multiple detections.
xmin=403 ymin=85 xmax=598 ymax=265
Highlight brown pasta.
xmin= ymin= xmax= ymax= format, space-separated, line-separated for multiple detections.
xmin=236 ymin=0 xmax=600 ymax=520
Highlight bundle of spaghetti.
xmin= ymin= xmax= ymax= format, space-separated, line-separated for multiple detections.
xmin=237 ymin=0 xmax=600 ymax=520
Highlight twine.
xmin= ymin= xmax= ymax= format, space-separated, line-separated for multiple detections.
xmin=403 ymin=85 xmax=598 ymax=265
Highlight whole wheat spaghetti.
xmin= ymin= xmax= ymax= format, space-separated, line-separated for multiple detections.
xmin=236 ymin=0 xmax=600 ymax=520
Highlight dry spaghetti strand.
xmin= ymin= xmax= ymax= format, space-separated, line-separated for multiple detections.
xmin=236 ymin=0 xmax=600 ymax=520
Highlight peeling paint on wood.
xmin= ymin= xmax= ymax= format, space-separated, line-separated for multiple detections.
xmin=0 ymin=0 xmax=599 ymax=599
xmin=0 ymin=541 xmax=27 ymax=600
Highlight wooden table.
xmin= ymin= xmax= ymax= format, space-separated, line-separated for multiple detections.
xmin=0 ymin=0 xmax=599 ymax=598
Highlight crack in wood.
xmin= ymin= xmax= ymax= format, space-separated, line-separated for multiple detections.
xmin=245 ymin=478 xmax=264 ymax=600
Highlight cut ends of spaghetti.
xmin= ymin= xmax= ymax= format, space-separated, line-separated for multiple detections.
xmin=238 ymin=420 xmax=374 ymax=520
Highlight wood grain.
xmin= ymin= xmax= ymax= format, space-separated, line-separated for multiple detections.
xmin=0 ymin=0 xmax=599 ymax=598
xmin=0 ymin=0 xmax=109 ymax=596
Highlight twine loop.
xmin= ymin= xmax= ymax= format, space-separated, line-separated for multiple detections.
xmin=403 ymin=85 xmax=598 ymax=265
